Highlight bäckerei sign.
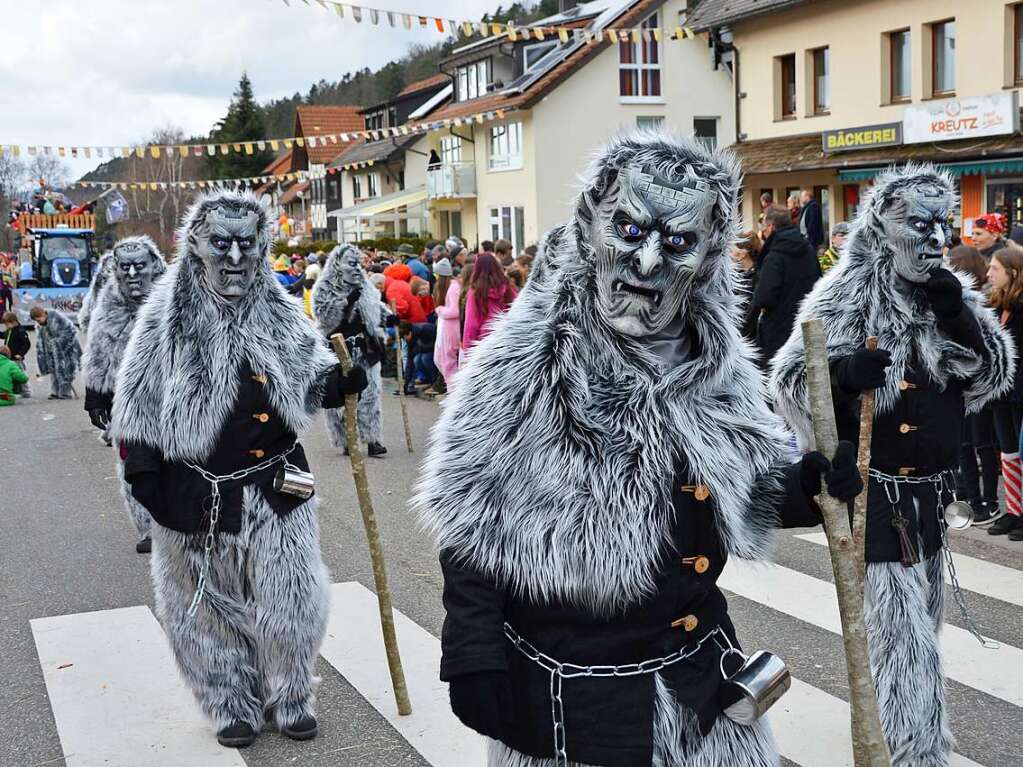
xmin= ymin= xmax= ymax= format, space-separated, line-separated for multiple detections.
xmin=822 ymin=123 xmax=902 ymax=153
xmin=903 ymin=92 xmax=1019 ymax=144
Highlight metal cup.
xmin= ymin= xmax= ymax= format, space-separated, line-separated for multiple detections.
xmin=720 ymin=650 xmax=791 ymax=725
xmin=273 ymin=467 xmax=315 ymax=499
xmin=944 ymin=500 xmax=974 ymax=530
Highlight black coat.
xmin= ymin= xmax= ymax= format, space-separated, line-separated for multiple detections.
xmin=830 ymin=308 xmax=987 ymax=562
xmin=440 ymin=463 xmax=821 ymax=767
xmin=123 ymin=361 xmax=346 ymax=534
xmin=799 ymin=199 xmax=824 ymax=251
xmin=752 ymin=226 xmax=821 ymax=365
xmin=997 ymin=302 xmax=1023 ymax=404
xmin=2 ymin=324 xmax=30 ymax=360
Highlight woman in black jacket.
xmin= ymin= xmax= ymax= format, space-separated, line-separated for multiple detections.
xmin=986 ymin=246 xmax=1023 ymax=540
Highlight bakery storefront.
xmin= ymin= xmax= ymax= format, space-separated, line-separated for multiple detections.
xmin=734 ymin=92 xmax=1023 ymax=243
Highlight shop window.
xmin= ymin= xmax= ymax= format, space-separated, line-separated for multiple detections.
xmin=888 ymin=29 xmax=911 ymax=103
xmin=776 ymin=54 xmax=797 ymax=118
xmin=619 ymin=12 xmax=661 ymax=101
xmin=930 ymin=20 xmax=955 ymax=97
xmin=490 ymin=205 xmax=526 ymax=253
xmin=637 ymin=115 xmax=665 ymax=129
xmin=812 ymin=47 xmax=830 ymax=115
xmin=489 ymin=122 xmax=523 ymax=171
xmin=694 ymin=118 xmax=718 ymax=151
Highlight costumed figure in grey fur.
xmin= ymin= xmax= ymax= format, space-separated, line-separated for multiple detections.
xmin=312 ymin=244 xmax=388 ymax=457
xmin=79 ymin=250 xmax=114 ymax=335
xmin=110 ymin=192 xmax=367 ymax=749
xmin=81 ymin=235 xmax=166 ymax=552
xmin=30 ymin=305 xmax=81 ymax=399
xmin=414 ymin=132 xmax=864 ymax=767
xmin=770 ymin=164 xmax=1015 ymax=766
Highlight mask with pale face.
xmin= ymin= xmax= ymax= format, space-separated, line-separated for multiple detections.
xmin=880 ymin=181 xmax=953 ymax=284
xmin=590 ymin=166 xmax=717 ymax=337
xmin=191 ymin=203 xmax=263 ymax=300
xmin=336 ymin=245 xmax=365 ymax=291
xmin=111 ymin=237 xmax=162 ymax=300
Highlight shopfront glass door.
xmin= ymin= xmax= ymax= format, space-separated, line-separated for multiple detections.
xmin=987 ymin=179 xmax=1023 ymax=232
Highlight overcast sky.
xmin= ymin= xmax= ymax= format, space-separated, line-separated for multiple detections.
xmin=2 ymin=0 xmax=499 ymax=180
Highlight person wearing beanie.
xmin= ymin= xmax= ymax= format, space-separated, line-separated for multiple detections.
xmin=819 ymin=222 xmax=849 ymax=274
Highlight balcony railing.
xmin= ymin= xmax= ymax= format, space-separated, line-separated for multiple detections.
xmin=427 ymin=162 xmax=476 ymax=198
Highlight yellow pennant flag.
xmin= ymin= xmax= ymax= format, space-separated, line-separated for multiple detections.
xmin=219 ymin=145 xmax=229 ymax=155
xmin=150 ymin=145 xmax=161 ymax=158
xmin=533 ymin=27 xmax=544 ymax=41
xmin=675 ymin=26 xmax=684 ymax=40
xmin=295 ymin=137 xmax=305 ymax=148
xmin=57 ymin=146 xmax=66 ymax=157
xmin=558 ymin=28 xmax=569 ymax=43
xmin=135 ymin=147 xmax=145 ymax=158
xmin=684 ymin=26 xmax=694 ymax=38
xmin=462 ymin=21 xmax=473 ymax=36
xmin=606 ymin=29 xmax=617 ymax=43
xmin=244 ymin=143 xmax=254 ymax=155
xmin=496 ymin=109 xmax=506 ymax=119
xmin=270 ymin=140 xmax=279 ymax=151
xmin=284 ymin=139 xmax=293 ymax=149
xmin=652 ymin=28 xmax=662 ymax=42
xmin=232 ymin=143 xmax=242 ymax=152
xmin=475 ymin=113 xmax=484 ymax=124
xmin=334 ymin=3 xmax=343 ymax=18
xmin=83 ymin=147 xmax=91 ymax=158
xmin=491 ymin=22 xmax=502 ymax=36
xmin=631 ymin=28 xmax=641 ymax=43
xmin=507 ymin=24 xmax=517 ymax=41
xmin=149 ymin=182 xmax=158 ymax=191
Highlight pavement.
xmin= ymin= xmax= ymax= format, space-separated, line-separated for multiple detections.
xmin=2 ymin=351 xmax=1022 ymax=767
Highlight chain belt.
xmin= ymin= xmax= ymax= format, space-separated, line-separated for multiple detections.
xmin=870 ymin=468 xmax=998 ymax=648
xmin=183 ymin=443 xmax=298 ymax=617
xmin=503 ymin=622 xmax=731 ymax=767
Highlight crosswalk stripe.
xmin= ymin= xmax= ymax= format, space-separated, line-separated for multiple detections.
xmin=319 ymin=582 xmax=486 ymax=767
xmin=794 ymin=531 xmax=1023 ymax=609
xmin=720 ymin=560 xmax=1023 ymax=709
xmin=30 ymin=605 xmax=246 ymax=767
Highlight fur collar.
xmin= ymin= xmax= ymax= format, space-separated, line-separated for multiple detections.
xmin=414 ymin=220 xmax=790 ymax=616
xmin=312 ymin=249 xmax=384 ymax=340
xmin=82 ymin=281 xmax=143 ymax=394
xmin=770 ymin=166 xmax=1015 ymax=448
xmin=111 ymin=195 xmax=336 ymax=462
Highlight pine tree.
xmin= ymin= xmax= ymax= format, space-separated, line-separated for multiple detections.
xmin=205 ymin=73 xmax=275 ymax=180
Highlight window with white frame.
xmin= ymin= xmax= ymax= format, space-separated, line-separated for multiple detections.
xmin=456 ymin=59 xmax=490 ymax=101
xmin=367 ymin=172 xmax=380 ymax=198
xmin=489 ymin=122 xmax=523 ymax=171
xmin=440 ymin=135 xmax=463 ymax=164
xmin=694 ymin=118 xmax=718 ymax=151
xmin=352 ymin=174 xmax=362 ymax=200
xmin=524 ymin=41 xmax=557 ymax=71
xmin=619 ymin=12 xmax=661 ymax=100
xmin=490 ymin=205 xmax=526 ymax=254
xmin=636 ymin=115 xmax=664 ymax=129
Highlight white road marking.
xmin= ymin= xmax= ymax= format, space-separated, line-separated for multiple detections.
xmin=30 ymin=605 xmax=245 ymax=767
xmin=319 ymin=581 xmax=486 ymax=767
xmin=795 ymin=531 xmax=1023 ymax=609
xmin=720 ymin=560 xmax=1023 ymax=708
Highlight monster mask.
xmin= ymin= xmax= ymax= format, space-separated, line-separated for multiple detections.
xmin=112 ymin=239 xmax=159 ymax=300
xmin=193 ymin=205 xmax=262 ymax=300
xmin=337 ymin=245 xmax=365 ymax=290
xmin=592 ymin=166 xmax=717 ymax=337
xmin=881 ymin=180 xmax=953 ymax=284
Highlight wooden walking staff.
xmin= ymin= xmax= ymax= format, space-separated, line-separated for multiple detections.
xmin=853 ymin=336 xmax=879 ymax=575
xmin=389 ymin=300 xmax=415 ymax=453
xmin=330 ymin=334 xmax=412 ymax=716
xmin=801 ymin=319 xmax=890 ymax=767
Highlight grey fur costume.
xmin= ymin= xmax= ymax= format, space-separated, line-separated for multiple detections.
xmin=770 ymin=165 xmax=1015 ymax=766
xmin=81 ymin=235 xmax=166 ymax=535
xmin=416 ymin=134 xmax=795 ymax=765
xmin=36 ymin=308 xmax=81 ymax=397
xmin=312 ymin=245 xmax=386 ymax=449
xmin=79 ymin=251 xmax=113 ymax=335
xmin=111 ymin=192 xmax=337 ymax=734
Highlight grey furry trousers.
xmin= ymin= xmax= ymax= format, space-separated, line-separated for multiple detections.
xmin=115 ymin=457 xmax=151 ymax=538
xmin=865 ymin=554 xmax=953 ymax=766
xmin=151 ymin=486 xmax=330 ymax=732
xmin=324 ymin=361 xmax=383 ymax=448
xmin=487 ymin=675 xmax=779 ymax=767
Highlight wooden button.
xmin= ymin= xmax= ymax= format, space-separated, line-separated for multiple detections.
xmin=899 ymin=423 xmax=912 ymax=434
xmin=898 ymin=380 xmax=917 ymax=391
xmin=671 ymin=615 xmax=699 ymax=632
xmin=249 ymin=449 xmax=265 ymax=459
xmin=694 ymin=555 xmax=710 ymax=574
xmin=694 ymin=485 xmax=710 ymax=502
xmin=898 ymin=467 xmax=914 ymax=476
xmin=253 ymin=413 xmax=270 ymax=423
xmin=252 ymin=374 xmax=267 ymax=384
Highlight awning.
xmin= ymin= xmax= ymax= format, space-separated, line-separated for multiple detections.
xmin=839 ymin=157 xmax=1023 ymax=182
xmin=327 ymin=185 xmax=427 ymax=219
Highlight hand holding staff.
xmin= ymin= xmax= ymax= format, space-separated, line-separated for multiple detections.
xmin=801 ymin=319 xmax=890 ymax=766
xmin=389 ymin=300 xmax=415 ymax=453
xmin=330 ymin=334 xmax=412 ymax=716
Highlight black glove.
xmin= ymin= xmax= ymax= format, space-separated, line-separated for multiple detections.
xmin=833 ymin=348 xmax=892 ymax=393
xmin=800 ymin=441 xmax=863 ymax=503
xmin=88 ymin=407 xmax=111 ymax=431
xmin=337 ymin=364 xmax=368 ymax=396
xmin=448 ymin=671 xmax=511 ymax=741
xmin=924 ymin=268 xmax=964 ymax=319
xmin=384 ymin=313 xmax=400 ymax=328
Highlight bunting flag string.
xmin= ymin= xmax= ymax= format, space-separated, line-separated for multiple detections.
xmin=71 ymin=171 xmax=309 ymax=191
xmin=0 ymin=106 xmax=513 ymax=165
xmin=281 ymin=0 xmax=697 ymax=45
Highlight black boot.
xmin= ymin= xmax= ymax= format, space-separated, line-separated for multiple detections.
xmin=367 ymin=442 xmax=387 ymax=457
xmin=217 ymin=722 xmax=257 ymax=748
xmin=281 ymin=715 xmax=318 ymax=741
xmin=1009 ymin=520 xmax=1023 ymax=541
xmin=971 ymin=499 xmax=998 ymax=526
xmin=988 ymin=513 xmax=1021 ymax=536
xmin=135 ymin=536 xmax=152 ymax=554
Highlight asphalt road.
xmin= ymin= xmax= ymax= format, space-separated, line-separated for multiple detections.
xmin=2 ymin=351 xmax=1022 ymax=767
